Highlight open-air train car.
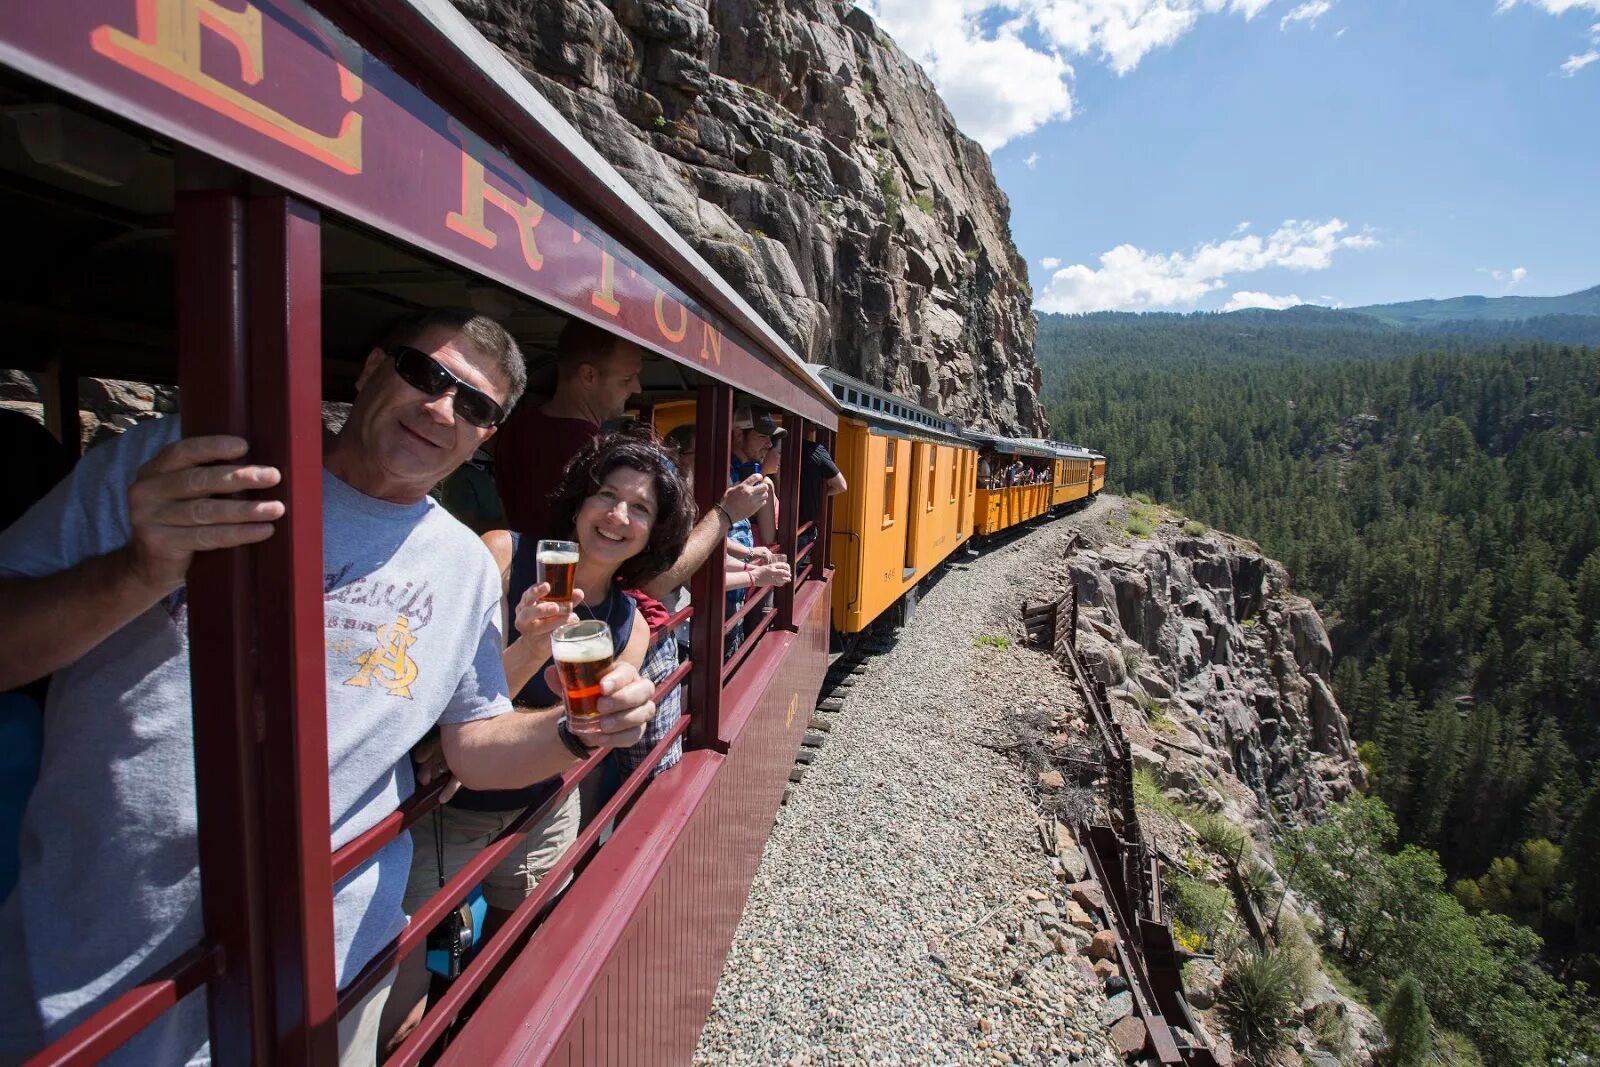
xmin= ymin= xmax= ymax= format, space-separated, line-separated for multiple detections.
xmin=967 ymin=431 xmax=1061 ymax=536
xmin=0 ymin=0 xmax=841 ymax=1063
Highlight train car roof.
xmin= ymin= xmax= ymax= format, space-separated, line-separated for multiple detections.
xmin=807 ymin=364 xmax=969 ymax=446
xmin=0 ymin=0 xmax=838 ymax=427
xmin=962 ymin=431 xmax=1065 ymax=461
xmin=1015 ymin=437 xmax=1097 ymax=460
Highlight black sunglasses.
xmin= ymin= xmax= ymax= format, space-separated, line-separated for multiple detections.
xmin=388 ymin=346 xmax=506 ymax=428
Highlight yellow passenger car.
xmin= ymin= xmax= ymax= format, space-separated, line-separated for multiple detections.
xmin=968 ymin=434 xmax=1066 ymax=537
xmin=1050 ymin=444 xmax=1098 ymax=507
xmin=814 ymin=367 xmax=978 ymax=634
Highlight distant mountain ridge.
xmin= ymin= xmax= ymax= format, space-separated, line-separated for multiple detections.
xmin=1348 ymin=284 xmax=1600 ymax=326
xmin=1033 ymin=285 xmax=1600 ymax=352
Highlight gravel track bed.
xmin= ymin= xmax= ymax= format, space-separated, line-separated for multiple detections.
xmin=694 ymin=497 xmax=1126 ymax=1067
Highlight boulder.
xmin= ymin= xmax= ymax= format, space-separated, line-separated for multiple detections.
xmin=1110 ymin=1016 xmax=1149 ymax=1057
xmin=1067 ymin=881 xmax=1106 ymax=912
xmin=454 ymin=0 xmax=1050 ymax=434
xmin=1087 ymin=930 xmax=1118 ymax=960
xmin=1099 ymin=990 xmax=1133 ymax=1026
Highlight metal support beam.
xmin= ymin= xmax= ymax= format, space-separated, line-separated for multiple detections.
xmin=687 ymin=382 xmax=732 ymax=750
xmin=176 ymin=180 xmax=273 ymax=1067
xmin=774 ymin=415 xmax=805 ymax=630
xmin=246 ymin=195 xmax=338 ymax=1062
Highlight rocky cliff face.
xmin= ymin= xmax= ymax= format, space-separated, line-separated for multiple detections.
xmin=456 ymin=0 xmax=1047 ymax=434
xmin=1067 ymin=521 xmax=1365 ymax=825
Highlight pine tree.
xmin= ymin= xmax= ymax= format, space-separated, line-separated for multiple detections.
xmin=1382 ymin=974 xmax=1432 ymax=1067
xmin=1563 ymin=783 xmax=1600 ymax=946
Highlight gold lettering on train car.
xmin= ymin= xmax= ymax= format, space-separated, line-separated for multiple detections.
xmin=699 ymin=321 xmax=723 ymax=366
xmin=653 ymin=290 xmax=688 ymax=343
xmin=591 ymin=246 xmax=621 ymax=317
xmin=785 ymin=692 xmax=799 ymax=729
xmin=444 ymin=120 xmax=546 ymax=271
xmin=92 ymin=0 xmax=364 ymax=175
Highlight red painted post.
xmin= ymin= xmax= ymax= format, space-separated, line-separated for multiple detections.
xmin=246 ymin=195 xmax=339 ymax=1062
xmin=687 ymin=382 xmax=732 ymax=750
xmin=820 ymin=429 xmax=838 ymax=572
xmin=775 ymin=415 xmax=805 ymax=630
xmin=175 ymin=176 xmax=272 ymax=1066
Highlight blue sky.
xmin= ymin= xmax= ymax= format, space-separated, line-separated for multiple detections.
xmin=864 ymin=0 xmax=1600 ymax=312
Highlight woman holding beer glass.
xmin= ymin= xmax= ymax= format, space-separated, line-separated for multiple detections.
xmin=395 ymin=433 xmax=694 ymax=1035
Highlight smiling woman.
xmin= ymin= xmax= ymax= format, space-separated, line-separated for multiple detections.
xmin=388 ymin=431 xmax=696 ymax=1039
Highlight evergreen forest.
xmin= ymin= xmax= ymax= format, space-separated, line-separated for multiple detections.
xmin=1037 ymin=310 xmax=1600 ymax=1062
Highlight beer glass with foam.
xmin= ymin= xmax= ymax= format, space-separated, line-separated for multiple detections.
xmin=536 ymin=539 xmax=579 ymax=607
xmin=551 ymin=619 xmax=615 ymax=722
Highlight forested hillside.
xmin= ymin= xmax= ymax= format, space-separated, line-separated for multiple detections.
xmin=1038 ymin=314 xmax=1600 ymax=1060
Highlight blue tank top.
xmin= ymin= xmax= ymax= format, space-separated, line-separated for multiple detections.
xmin=449 ymin=536 xmax=636 ymax=812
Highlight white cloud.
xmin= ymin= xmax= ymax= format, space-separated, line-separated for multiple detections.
xmin=1280 ymin=1 xmax=1332 ymax=30
xmin=1034 ymin=217 xmax=1377 ymax=313
xmin=1041 ymin=256 xmax=1062 ymax=268
xmin=1024 ymin=151 xmax=1042 ymax=168
xmin=1232 ymin=220 xmax=1252 ymax=234
xmin=862 ymin=0 xmax=1291 ymax=149
xmin=1562 ymin=48 xmax=1600 ymax=73
xmin=1224 ymin=290 xmax=1306 ymax=311
xmin=1497 ymin=2 xmax=1600 ymax=73
xmin=1496 ymin=0 xmax=1600 ymax=13
xmin=1486 ymin=265 xmax=1529 ymax=288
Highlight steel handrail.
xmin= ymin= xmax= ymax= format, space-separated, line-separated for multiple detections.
xmin=337 ymin=636 xmax=696 ymax=1014
xmin=23 ymin=943 xmax=224 ymax=1067
xmin=721 ymin=583 xmax=775 ymax=635
xmin=386 ymin=714 xmax=692 ymax=1066
xmin=335 ymin=743 xmax=608 ymax=1014
xmin=331 ymin=774 xmax=455 ymax=883
xmin=333 ymin=610 xmax=694 ymax=882
xmin=721 ymin=605 xmax=781 ymax=681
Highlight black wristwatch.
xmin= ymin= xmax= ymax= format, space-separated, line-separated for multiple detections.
xmin=556 ymin=717 xmax=595 ymax=760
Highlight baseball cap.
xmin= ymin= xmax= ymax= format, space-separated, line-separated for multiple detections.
xmin=733 ymin=406 xmax=779 ymax=436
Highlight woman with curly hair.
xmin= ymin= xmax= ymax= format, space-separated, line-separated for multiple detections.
xmin=389 ymin=432 xmax=694 ymax=1047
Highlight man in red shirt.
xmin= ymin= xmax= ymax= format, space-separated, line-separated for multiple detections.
xmin=494 ymin=318 xmax=643 ymax=535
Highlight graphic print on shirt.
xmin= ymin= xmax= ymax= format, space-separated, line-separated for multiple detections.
xmin=343 ymin=616 xmax=420 ymax=698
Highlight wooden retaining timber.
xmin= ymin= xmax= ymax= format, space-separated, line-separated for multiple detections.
xmin=1034 ymin=584 xmax=1222 ymax=1067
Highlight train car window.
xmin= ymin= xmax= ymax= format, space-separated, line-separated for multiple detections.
xmin=926 ymin=447 xmax=936 ymax=511
xmin=883 ymin=438 xmax=896 ymax=526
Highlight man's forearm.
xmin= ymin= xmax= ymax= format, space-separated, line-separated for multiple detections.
xmin=443 ymin=705 xmax=578 ymax=791
xmin=638 ymin=509 xmax=728 ymax=600
xmin=0 ymin=547 xmax=172 ymax=690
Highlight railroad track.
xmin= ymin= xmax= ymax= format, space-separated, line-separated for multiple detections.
xmin=1034 ymin=585 xmax=1223 ymax=1067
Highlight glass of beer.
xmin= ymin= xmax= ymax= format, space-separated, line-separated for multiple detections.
xmin=536 ymin=539 xmax=579 ymax=607
xmin=551 ymin=619 xmax=614 ymax=723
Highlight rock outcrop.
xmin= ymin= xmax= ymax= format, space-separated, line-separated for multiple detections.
xmin=456 ymin=0 xmax=1047 ymax=434
xmin=1067 ymin=522 xmax=1365 ymax=824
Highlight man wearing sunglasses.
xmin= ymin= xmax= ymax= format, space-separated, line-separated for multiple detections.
xmin=0 ymin=308 xmax=662 ymax=1067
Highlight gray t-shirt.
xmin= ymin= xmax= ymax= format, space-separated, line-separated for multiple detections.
xmin=0 ymin=417 xmax=511 ymax=1063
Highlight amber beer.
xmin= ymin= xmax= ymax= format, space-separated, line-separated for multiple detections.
xmin=536 ymin=539 xmax=579 ymax=607
xmin=552 ymin=619 xmax=614 ymax=722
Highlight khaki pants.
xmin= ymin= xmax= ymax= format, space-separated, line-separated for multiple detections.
xmin=403 ymin=791 xmax=581 ymax=914
xmin=337 ymin=968 xmax=396 ymax=1067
